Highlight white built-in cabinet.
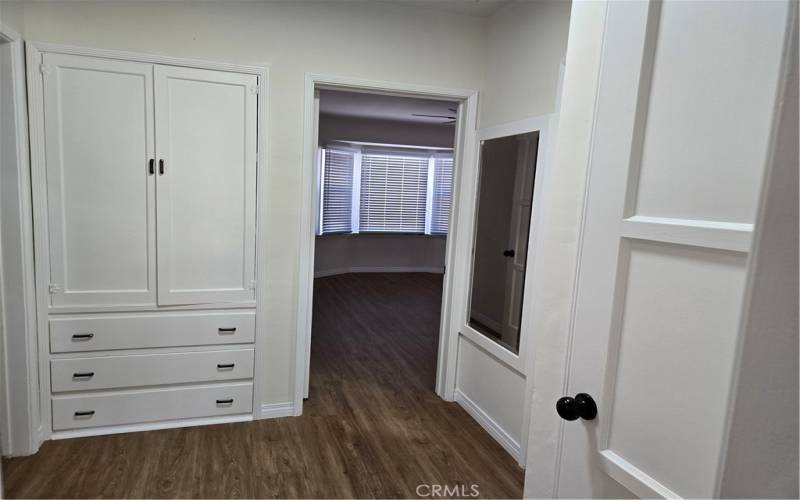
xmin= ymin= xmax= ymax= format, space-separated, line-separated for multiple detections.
xmin=42 ymin=54 xmax=257 ymax=308
xmin=30 ymin=46 xmax=264 ymax=437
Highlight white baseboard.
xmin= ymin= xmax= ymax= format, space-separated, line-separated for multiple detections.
xmin=51 ymin=413 xmax=253 ymax=440
xmin=454 ymin=388 xmax=521 ymax=463
xmin=314 ymin=266 xmax=444 ymax=278
xmin=259 ymin=402 xmax=294 ymax=419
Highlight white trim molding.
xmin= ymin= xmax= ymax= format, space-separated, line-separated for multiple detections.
xmin=296 ymin=72 xmax=480 ymax=416
xmin=454 ymin=389 xmax=521 ymax=463
xmin=0 ymin=23 xmax=41 ymax=457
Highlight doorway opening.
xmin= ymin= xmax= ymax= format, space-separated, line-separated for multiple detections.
xmin=308 ymin=87 xmax=459 ymax=403
xmin=291 ymin=81 xmax=523 ymax=494
xmin=296 ymin=77 xmax=480 ymax=413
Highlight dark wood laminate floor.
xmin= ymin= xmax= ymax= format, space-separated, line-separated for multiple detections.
xmin=2 ymin=273 xmax=523 ymax=499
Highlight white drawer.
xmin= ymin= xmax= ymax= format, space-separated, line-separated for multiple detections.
xmin=50 ymin=349 xmax=254 ymax=393
xmin=52 ymin=382 xmax=253 ymax=431
xmin=49 ymin=311 xmax=255 ymax=353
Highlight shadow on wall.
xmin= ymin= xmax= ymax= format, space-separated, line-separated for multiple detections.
xmin=315 ymin=233 xmax=446 ymax=277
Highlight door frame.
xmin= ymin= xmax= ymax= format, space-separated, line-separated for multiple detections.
xmin=0 ymin=22 xmax=39 ymax=457
xmin=296 ymin=73 xmax=479 ymax=413
xmin=25 ymin=41 xmax=270 ymax=441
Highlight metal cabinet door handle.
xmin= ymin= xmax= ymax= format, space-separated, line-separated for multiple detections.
xmin=216 ymin=398 xmax=234 ymax=406
xmin=71 ymin=333 xmax=94 ymax=341
xmin=217 ymin=363 xmax=235 ymax=370
xmin=159 ymin=159 xmax=165 ymax=175
xmin=74 ymin=410 xmax=95 ymax=418
xmin=72 ymin=372 xmax=95 ymax=380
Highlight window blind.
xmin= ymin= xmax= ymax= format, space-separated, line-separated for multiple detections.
xmin=359 ymin=148 xmax=429 ymax=233
xmin=431 ymin=154 xmax=453 ymax=234
xmin=321 ymin=147 xmax=354 ymax=234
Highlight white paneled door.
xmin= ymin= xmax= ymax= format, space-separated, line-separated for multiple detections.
xmin=42 ymin=54 xmax=156 ymax=307
xmin=555 ymin=1 xmax=790 ymax=498
xmin=154 ymin=66 xmax=258 ymax=305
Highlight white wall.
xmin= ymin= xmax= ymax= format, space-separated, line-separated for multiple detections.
xmin=315 ymin=233 xmax=446 ymax=277
xmin=480 ymin=0 xmax=571 ymax=128
xmin=453 ymin=0 xmax=571 ymax=465
xmin=0 ymin=1 xmax=24 ymax=34
xmin=17 ymin=0 xmax=487 ymax=407
xmin=719 ymin=16 xmax=798 ymax=497
xmin=318 ymin=114 xmax=455 ymax=148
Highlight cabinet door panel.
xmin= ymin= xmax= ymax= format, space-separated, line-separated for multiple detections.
xmin=154 ymin=66 xmax=257 ymax=305
xmin=42 ymin=54 xmax=156 ymax=308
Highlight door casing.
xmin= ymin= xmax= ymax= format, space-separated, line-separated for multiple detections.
xmin=296 ymin=73 xmax=479 ymax=415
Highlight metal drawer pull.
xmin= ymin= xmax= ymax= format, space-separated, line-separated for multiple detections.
xmin=218 ymin=327 xmax=237 ymax=334
xmin=216 ymin=398 xmax=234 ymax=406
xmin=72 ymin=333 xmax=94 ymax=340
xmin=74 ymin=410 xmax=95 ymax=418
xmin=217 ymin=363 xmax=235 ymax=370
xmin=72 ymin=372 xmax=95 ymax=379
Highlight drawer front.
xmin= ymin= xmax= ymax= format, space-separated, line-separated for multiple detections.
xmin=52 ymin=382 xmax=253 ymax=431
xmin=51 ymin=349 xmax=254 ymax=392
xmin=50 ymin=311 xmax=255 ymax=353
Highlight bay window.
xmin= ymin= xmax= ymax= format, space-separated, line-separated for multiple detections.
xmin=318 ymin=143 xmax=453 ymax=235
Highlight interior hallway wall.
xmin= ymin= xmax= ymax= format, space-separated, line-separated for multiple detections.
xmin=315 ymin=234 xmax=447 ymax=277
xmin=16 ymin=0 xmax=487 ymax=406
xmin=0 ymin=1 xmax=24 ymax=35
xmin=318 ymin=114 xmax=455 ymax=148
xmin=480 ymin=0 xmax=571 ymax=128
xmin=453 ymin=0 xmax=572 ymax=463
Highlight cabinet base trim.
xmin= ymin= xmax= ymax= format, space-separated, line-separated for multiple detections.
xmin=51 ymin=413 xmax=253 ymax=440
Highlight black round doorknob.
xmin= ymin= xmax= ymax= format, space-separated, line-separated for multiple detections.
xmin=556 ymin=393 xmax=597 ymax=421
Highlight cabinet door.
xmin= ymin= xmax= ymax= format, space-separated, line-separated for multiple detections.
xmin=154 ymin=65 xmax=257 ymax=305
xmin=42 ymin=54 xmax=156 ymax=308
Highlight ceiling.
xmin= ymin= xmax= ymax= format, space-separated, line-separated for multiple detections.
xmin=388 ymin=0 xmax=512 ymax=17
xmin=319 ymin=89 xmax=459 ymax=125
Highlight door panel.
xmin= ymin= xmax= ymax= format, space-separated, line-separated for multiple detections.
xmin=633 ymin=1 xmax=784 ymax=223
xmin=557 ymin=1 xmax=790 ymax=498
xmin=42 ymin=54 xmax=155 ymax=307
xmin=154 ymin=65 xmax=257 ymax=305
xmin=605 ymin=242 xmax=747 ymax=497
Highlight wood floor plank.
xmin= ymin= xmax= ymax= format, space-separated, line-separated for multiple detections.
xmin=2 ymin=273 xmax=523 ymax=499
